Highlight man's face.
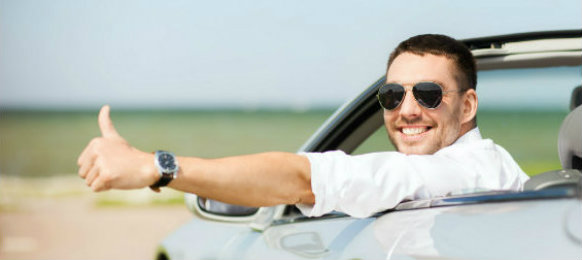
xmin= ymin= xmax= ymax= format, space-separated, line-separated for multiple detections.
xmin=384 ymin=52 xmax=467 ymax=155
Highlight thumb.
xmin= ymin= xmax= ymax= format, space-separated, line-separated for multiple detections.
xmin=98 ymin=105 xmax=122 ymax=139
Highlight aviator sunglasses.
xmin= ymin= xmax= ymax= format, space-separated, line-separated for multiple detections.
xmin=376 ymin=82 xmax=461 ymax=110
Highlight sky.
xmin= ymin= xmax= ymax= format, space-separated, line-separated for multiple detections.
xmin=0 ymin=0 xmax=580 ymax=110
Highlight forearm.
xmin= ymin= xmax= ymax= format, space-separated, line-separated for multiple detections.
xmin=167 ymin=152 xmax=315 ymax=207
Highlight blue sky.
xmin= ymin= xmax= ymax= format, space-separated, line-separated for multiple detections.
xmin=0 ymin=0 xmax=580 ymax=110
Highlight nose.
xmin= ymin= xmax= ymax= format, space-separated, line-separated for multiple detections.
xmin=398 ymin=89 xmax=422 ymax=119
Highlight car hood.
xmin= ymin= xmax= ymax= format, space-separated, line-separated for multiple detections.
xmin=159 ymin=197 xmax=581 ymax=259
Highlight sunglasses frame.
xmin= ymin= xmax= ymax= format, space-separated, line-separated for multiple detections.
xmin=376 ymin=81 xmax=462 ymax=110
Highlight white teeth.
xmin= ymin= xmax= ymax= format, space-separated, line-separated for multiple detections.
xmin=402 ymin=127 xmax=427 ymax=135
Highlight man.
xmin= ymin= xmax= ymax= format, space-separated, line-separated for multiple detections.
xmin=78 ymin=34 xmax=529 ymax=218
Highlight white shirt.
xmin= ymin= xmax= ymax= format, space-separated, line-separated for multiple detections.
xmin=297 ymin=128 xmax=529 ymax=218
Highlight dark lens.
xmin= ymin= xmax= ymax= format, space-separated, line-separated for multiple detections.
xmin=413 ymin=82 xmax=442 ymax=108
xmin=378 ymin=84 xmax=405 ymax=110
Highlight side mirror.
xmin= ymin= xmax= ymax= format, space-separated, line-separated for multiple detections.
xmin=197 ymin=196 xmax=259 ymax=217
xmin=184 ymin=193 xmax=286 ymax=231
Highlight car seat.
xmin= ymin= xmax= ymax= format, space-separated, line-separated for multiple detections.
xmin=559 ymin=102 xmax=582 ymax=170
xmin=569 ymin=85 xmax=582 ymax=111
xmin=524 ymin=87 xmax=582 ymax=190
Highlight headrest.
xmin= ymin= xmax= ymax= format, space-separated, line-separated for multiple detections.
xmin=558 ymin=105 xmax=582 ymax=170
xmin=570 ymin=85 xmax=582 ymax=110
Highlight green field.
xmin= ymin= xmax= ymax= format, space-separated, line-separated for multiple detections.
xmin=0 ymin=109 xmax=568 ymax=177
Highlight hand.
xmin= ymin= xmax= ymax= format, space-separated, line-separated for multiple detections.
xmin=77 ymin=105 xmax=157 ymax=192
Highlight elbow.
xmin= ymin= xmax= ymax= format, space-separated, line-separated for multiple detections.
xmin=293 ymin=162 xmax=315 ymax=205
xmin=296 ymin=155 xmax=315 ymax=204
xmin=295 ymin=189 xmax=315 ymax=205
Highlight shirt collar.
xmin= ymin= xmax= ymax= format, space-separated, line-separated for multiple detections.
xmin=453 ymin=127 xmax=482 ymax=145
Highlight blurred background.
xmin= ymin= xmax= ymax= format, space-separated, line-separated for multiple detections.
xmin=0 ymin=0 xmax=580 ymax=259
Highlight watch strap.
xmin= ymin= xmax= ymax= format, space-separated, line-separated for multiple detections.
xmin=150 ymin=172 xmax=174 ymax=189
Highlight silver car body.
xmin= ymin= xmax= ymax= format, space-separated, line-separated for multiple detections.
xmin=156 ymin=30 xmax=582 ymax=260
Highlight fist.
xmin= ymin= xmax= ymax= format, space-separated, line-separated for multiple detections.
xmin=77 ymin=105 xmax=157 ymax=192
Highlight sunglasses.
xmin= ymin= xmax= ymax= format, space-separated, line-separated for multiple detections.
xmin=377 ymin=82 xmax=461 ymax=110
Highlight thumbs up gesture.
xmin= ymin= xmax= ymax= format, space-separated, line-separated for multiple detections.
xmin=78 ymin=105 xmax=157 ymax=192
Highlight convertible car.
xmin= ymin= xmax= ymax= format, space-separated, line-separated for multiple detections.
xmin=155 ymin=30 xmax=582 ymax=260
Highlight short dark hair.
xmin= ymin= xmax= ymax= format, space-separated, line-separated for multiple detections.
xmin=387 ymin=34 xmax=477 ymax=91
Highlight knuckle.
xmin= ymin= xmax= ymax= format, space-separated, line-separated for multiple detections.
xmin=99 ymin=173 xmax=114 ymax=188
xmin=91 ymin=184 xmax=99 ymax=192
xmin=88 ymin=137 xmax=99 ymax=146
xmin=100 ymin=172 xmax=111 ymax=183
xmin=90 ymin=137 xmax=105 ymax=148
xmin=103 ymin=182 xmax=111 ymax=191
xmin=90 ymin=138 xmax=101 ymax=148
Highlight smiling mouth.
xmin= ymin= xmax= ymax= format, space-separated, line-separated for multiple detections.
xmin=400 ymin=126 xmax=431 ymax=136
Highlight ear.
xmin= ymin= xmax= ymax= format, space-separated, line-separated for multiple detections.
xmin=461 ymin=89 xmax=478 ymax=125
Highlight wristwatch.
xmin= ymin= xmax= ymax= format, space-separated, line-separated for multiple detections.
xmin=150 ymin=150 xmax=179 ymax=190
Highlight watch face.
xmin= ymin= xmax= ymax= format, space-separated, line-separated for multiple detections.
xmin=159 ymin=152 xmax=177 ymax=171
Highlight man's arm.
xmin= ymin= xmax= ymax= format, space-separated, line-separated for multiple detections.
xmin=77 ymin=105 xmax=315 ymax=207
